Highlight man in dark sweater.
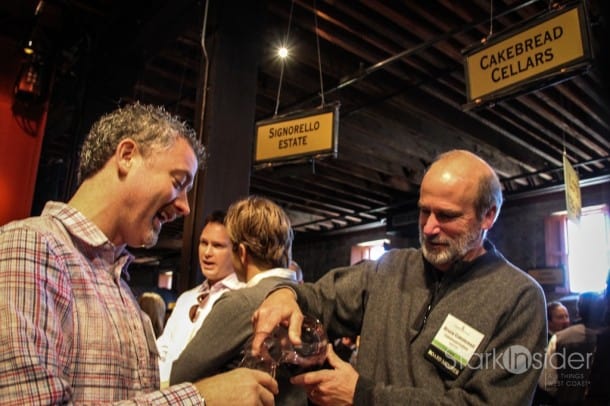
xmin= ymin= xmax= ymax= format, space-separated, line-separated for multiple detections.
xmin=252 ymin=149 xmax=547 ymax=405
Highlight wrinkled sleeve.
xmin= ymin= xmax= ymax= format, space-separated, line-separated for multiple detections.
xmin=294 ymin=260 xmax=377 ymax=340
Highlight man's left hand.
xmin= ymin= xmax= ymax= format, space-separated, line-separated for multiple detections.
xmin=290 ymin=343 xmax=358 ymax=406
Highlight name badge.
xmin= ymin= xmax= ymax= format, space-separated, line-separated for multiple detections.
xmin=425 ymin=314 xmax=484 ymax=378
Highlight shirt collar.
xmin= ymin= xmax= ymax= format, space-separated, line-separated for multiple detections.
xmin=43 ymin=201 xmax=133 ymax=279
xmin=44 ymin=201 xmax=110 ymax=247
xmin=205 ymin=272 xmax=245 ymax=292
xmin=247 ymin=267 xmax=297 ymax=287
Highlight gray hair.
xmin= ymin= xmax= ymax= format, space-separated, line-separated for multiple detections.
xmin=78 ymin=103 xmax=205 ymax=183
xmin=475 ymin=170 xmax=503 ymax=222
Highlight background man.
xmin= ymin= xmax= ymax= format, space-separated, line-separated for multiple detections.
xmin=539 ymin=291 xmax=606 ymax=404
xmin=156 ymin=210 xmax=245 ymax=387
xmin=547 ymin=301 xmax=571 ymax=338
xmin=252 ymin=149 xmax=547 ymax=405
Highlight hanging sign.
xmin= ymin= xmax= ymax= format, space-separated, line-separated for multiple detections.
xmin=254 ymin=104 xmax=339 ymax=164
xmin=463 ymin=2 xmax=592 ymax=109
xmin=563 ymin=153 xmax=581 ymax=223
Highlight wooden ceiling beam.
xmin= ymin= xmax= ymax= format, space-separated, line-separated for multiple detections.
xmin=251 ymin=173 xmax=374 ymax=213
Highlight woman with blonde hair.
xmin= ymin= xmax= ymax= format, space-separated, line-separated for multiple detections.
xmin=138 ymin=291 xmax=167 ymax=338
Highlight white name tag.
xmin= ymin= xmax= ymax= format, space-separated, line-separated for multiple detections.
xmin=425 ymin=314 xmax=485 ymax=378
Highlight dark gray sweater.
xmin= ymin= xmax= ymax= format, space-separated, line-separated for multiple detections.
xmin=294 ymin=242 xmax=547 ymax=405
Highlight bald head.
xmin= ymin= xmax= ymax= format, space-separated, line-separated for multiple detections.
xmin=432 ymin=150 xmax=494 ymax=176
xmin=424 ymin=150 xmax=503 ymax=223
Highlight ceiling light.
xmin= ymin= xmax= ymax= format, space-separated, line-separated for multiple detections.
xmin=278 ymin=47 xmax=288 ymax=58
xmin=23 ymin=40 xmax=35 ymax=55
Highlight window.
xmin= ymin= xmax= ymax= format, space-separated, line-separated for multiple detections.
xmin=545 ymin=205 xmax=610 ymax=293
xmin=351 ymin=239 xmax=389 ymax=265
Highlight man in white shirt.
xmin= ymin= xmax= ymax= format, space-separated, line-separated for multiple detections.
xmin=156 ymin=210 xmax=245 ymax=387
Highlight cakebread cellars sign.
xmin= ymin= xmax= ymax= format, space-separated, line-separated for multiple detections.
xmin=254 ymin=104 xmax=339 ymax=165
xmin=463 ymin=2 xmax=592 ymax=109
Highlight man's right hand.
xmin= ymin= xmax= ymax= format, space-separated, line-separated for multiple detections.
xmin=194 ymin=368 xmax=278 ymax=405
xmin=251 ymin=287 xmax=304 ymax=352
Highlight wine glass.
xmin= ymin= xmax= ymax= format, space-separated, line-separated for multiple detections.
xmin=238 ymin=334 xmax=278 ymax=378
xmin=276 ymin=314 xmax=328 ymax=369
xmin=239 ymin=314 xmax=328 ymax=376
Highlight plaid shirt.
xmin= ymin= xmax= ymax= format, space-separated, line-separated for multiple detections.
xmin=0 ymin=202 xmax=201 ymax=405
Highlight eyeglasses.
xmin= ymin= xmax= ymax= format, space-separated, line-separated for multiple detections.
xmin=188 ymin=290 xmax=210 ymax=322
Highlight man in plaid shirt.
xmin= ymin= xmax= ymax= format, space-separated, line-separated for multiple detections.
xmin=0 ymin=103 xmax=277 ymax=405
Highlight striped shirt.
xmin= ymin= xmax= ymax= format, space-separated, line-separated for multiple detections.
xmin=0 ymin=202 xmax=201 ymax=405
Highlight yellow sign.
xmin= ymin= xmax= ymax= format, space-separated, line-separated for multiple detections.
xmin=464 ymin=4 xmax=590 ymax=103
xmin=563 ymin=153 xmax=581 ymax=223
xmin=254 ymin=105 xmax=338 ymax=163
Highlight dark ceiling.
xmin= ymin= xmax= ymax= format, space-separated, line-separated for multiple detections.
xmin=2 ymin=0 xmax=609 ymax=242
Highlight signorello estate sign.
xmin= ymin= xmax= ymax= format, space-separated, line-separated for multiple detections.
xmin=254 ymin=104 xmax=339 ymax=165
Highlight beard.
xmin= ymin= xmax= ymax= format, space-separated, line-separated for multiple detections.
xmin=141 ymin=233 xmax=159 ymax=248
xmin=419 ymin=222 xmax=482 ymax=268
xmin=141 ymin=223 xmax=161 ymax=248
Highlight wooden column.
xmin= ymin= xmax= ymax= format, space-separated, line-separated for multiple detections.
xmin=178 ymin=0 xmax=265 ymax=291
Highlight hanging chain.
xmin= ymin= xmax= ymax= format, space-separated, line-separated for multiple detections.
xmin=274 ymin=0 xmax=295 ymax=116
xmin=313 ymin=0 xmax=325 ymax=107
xmin=487 ymin=0 xmax=494 ymax=40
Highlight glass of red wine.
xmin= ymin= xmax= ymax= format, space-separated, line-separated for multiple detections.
xmin=239 ymin=314 xmax=328 ymax=376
